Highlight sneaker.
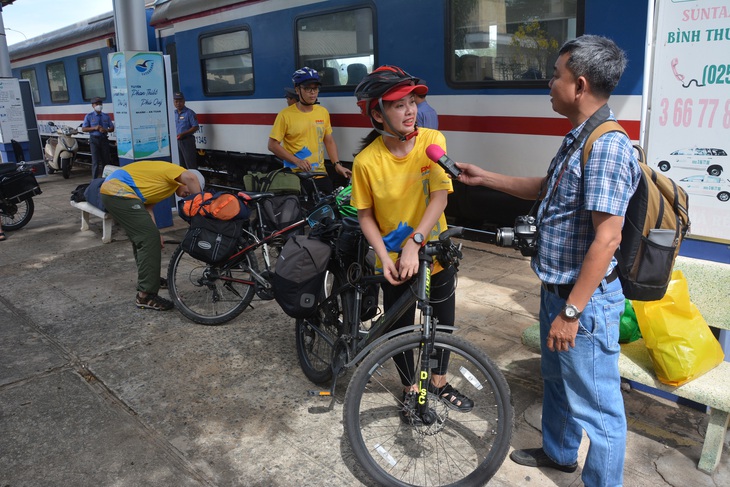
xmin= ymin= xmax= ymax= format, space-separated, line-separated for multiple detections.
xmin=159 ymin=277 xmax=168 ymax=290
xmin=400 ymin=391 xmax=422 ymax=425
xmin=136 ymin=293 xmax=174 ymax=311
xmin=509 ymin=448 xmax=578 ymax=473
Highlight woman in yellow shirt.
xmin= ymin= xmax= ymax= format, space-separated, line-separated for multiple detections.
xmin=350 ymin=66 xmax=473 ymax=420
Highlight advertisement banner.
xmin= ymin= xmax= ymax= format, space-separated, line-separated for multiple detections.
xmin=109 ymin=52 xmax=170 ymax=161
xmin=646 ymin=0 xmax=730 ymax=241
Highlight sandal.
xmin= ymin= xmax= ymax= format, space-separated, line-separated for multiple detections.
xmin=136 ymin=293 xmax=174 ymax=311
xmin=400 ymin=391 xmax=422 ymax=425
xmin=428 ymin=382 xmax=474 ymax=412
xmin=0 ymin=232 xmax=6 ymax=242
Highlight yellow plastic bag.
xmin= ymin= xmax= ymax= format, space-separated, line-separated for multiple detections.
xmin=632 ymin=270 xmax=724 ymax=386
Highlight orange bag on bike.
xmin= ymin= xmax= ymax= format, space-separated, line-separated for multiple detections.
xmin=179 ymin=192 xmax=249 ymax=221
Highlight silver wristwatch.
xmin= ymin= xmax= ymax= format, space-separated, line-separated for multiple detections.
xmin=562 ymin=303 xmax=582 ymax=320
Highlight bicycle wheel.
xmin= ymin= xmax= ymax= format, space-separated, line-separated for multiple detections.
xmin=295 ymin=264 xmax=348 ymax=384
xmin=167 ymin=244 xmax=256 ymax=325
xmin=343 ymin=333 xmax=513 ymax=487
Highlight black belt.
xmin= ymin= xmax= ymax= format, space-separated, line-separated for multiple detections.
xmin=541 ymin=268 xmax=618 ymax=300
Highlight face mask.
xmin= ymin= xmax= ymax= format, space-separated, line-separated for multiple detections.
xmin=94 ymin=105 xmax=103 ymax=112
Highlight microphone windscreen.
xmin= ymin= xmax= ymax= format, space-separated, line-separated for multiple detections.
xmin=425 ymin=144 xmax=445 ymax=162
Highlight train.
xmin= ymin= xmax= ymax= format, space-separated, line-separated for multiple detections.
xmin=9 ymin=0 xmax=649 ymax=228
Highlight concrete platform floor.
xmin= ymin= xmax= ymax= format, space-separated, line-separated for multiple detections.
xmin=0 ymin=167 xmax=728 ymax=486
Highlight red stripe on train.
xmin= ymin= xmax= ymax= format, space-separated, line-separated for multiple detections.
xmin=36 ymin=112 xmax=640 ymax=140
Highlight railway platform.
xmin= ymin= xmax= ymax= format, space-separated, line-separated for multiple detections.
xmin=0 ymin=167 xmax=728 ymax=486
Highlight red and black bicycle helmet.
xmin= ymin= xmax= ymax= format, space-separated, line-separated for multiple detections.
xmin=355 ymin=65 xmax=428 ymax=141
xmin=355 ymin=65 xmax=426 ymax=115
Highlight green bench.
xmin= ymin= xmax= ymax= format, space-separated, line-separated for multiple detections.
xmin=521 ymin=256 xmax=730 ymax=474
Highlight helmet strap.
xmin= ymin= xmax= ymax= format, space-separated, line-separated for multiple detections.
xmin=296 ymin=86 xmax=316 ymax=106
xmin=373 ymin=98 xmax=418 ymax=142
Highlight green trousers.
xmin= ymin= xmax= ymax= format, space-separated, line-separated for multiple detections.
xmin=101 ymin=194 xmax=161 ymax=294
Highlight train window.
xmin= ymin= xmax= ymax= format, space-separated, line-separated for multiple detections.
xmin=78 ymin=55 xmax=106 ymax=101
xmin=46 ymin=62 xmax=69 ymax=103
xmin=200 ymin=28 xmax=253 ymax=95
xmin=20 ymin=69 xmax=40 ymax=104
xmin=448 ymin=0 xmax=579 ymax=86
xmin=296 ymin=7 xmax=374 ymax=89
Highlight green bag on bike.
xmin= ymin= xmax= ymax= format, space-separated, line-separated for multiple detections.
xmin=243 ymin=168 xmax=300 ymax=195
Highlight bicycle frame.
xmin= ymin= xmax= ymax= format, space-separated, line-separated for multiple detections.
xmin=314 ymin=227 xmax=463 ymax=396
xmin=203 ymin=193 xmax=337 ymax=291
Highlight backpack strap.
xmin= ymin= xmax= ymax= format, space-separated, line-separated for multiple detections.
xmin=580 ymin=120 xmax=628 ymax=168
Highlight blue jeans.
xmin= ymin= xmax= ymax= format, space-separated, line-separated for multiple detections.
xmin=539 ymin=277 xmax=626 ymax=487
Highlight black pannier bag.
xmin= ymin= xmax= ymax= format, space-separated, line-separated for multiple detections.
xmin=274 ymin=235 xmax=332 ymax=318
xmin=337 ymin=217 xmax=380 ymax=321
xmin=181 ymin=215 xmax=244 ymax=264
xmin=259 ymin=194 xmax=303 ymax=233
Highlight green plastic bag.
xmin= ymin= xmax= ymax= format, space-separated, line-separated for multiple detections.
xmin=619 ymin=299 xmax=642 ymax=343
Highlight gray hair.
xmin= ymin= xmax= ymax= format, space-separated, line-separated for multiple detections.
xmin=558 ymin=35 xmax=627 ymax=98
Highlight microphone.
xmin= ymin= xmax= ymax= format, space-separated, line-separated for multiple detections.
xmin=425 ymin=144 xmax=462 ymax=178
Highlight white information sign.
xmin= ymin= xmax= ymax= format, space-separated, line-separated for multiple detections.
xmin=0 ymin=78 xmax=29 ymax=144
xmin=646 ymin=0 xmax=730 ymax=241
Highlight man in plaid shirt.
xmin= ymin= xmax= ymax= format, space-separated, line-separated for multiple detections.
xmin=456 ymin=35 xmax=641 ymax=486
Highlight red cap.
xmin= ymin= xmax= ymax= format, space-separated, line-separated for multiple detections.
xmin=382 ymin=83 xmax=428 ymax=101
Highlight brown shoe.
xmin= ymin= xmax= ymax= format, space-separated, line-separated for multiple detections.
xmin=136 ymin=293 xmax=173 ymax=311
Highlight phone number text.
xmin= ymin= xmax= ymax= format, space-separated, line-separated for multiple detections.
xmin=658 ymin=98 xmax=730 ymax=128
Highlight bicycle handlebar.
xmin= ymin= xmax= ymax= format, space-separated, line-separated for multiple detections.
xmin=424 ymin=226 xmax=464 ymax=270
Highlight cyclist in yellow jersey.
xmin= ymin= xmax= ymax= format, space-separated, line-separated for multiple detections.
xmin=268 ymin=67 xmax=351 ymax=196
xmin=350 ymin=66 xmax=473 ymax=418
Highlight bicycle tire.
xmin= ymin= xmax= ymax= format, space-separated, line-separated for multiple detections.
xmin=1 ymin=198 xmax=34 ymax=231
xmin=295 ymin=264 xmax=348 ymax=384
xmin=167 ymin=244 xmax=256 ymax=325
xmin=343 ymin=333 xmax=513 ymax=487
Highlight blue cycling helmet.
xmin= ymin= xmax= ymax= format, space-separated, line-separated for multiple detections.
xmin=292 ymin=67 xmax=321 ymax=86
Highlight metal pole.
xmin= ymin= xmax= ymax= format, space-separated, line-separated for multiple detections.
xmin=113 ymin=0 xmax=148 ymax=51
xmin=0 ymin=6 xmax=13 ymax=77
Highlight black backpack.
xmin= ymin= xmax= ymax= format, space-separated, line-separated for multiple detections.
xmin=273 ymin=235 xmax=332 ymax=318
xmin=582 ymin=121 xmax=691 ymax=301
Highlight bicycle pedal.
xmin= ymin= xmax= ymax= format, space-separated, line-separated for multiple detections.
xmin=308 ymin=390 xmax=331 ymax=396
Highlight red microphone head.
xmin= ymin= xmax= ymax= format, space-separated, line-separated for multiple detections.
xmin=425 ymin=144 xmax=445 ymax=162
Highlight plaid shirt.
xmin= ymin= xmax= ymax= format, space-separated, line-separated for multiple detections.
xmin=532 ymin=112 xmax=640 ymax=284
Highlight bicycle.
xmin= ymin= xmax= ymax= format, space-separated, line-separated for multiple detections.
xmin=167 ymin=173 xmax=341 ymax=325
xmin=297 ymin=224 xmax=514 ymax=486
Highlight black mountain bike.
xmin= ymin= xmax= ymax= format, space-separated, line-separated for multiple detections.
xmin=297 ymin=225 xmax=514 ymax=486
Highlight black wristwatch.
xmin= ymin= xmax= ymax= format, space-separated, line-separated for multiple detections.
xmin=562 ymin=303 xmax=582 ymax=321
xmin=411 ymin=232 xmax=426 ymax=246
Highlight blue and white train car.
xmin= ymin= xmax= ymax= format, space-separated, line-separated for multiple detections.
xmin=10 ymin=0 xmax=649 ymax=227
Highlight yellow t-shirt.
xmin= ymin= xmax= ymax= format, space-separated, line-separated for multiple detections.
xmin=269 ymin=104 xmax=332 ymax=175
xmin=100 ymin=161 xmax=186 ymax=204
xmin=350 ymin=128 xmax=453 ymax=269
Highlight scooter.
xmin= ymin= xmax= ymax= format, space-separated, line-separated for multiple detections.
xmin=44 ymin=122 xmax=79 ymax=179
xmin=0 ymin=161 xmax=42 ymax=231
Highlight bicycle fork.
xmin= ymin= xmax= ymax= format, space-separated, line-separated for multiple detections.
xmin=414 ymin=262 xmax=441 ymax=425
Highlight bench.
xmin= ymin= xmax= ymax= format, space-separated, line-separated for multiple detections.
xmin=69 ymin=200 xmax=113 ymax=243
xmin=521 ymin=256 xmax=730 ymax=474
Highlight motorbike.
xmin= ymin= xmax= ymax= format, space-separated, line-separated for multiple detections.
xmin=0 ymin=162 xmax=42 ymax=231
xmin=44 ymin=122 xmax=79 ymax=179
